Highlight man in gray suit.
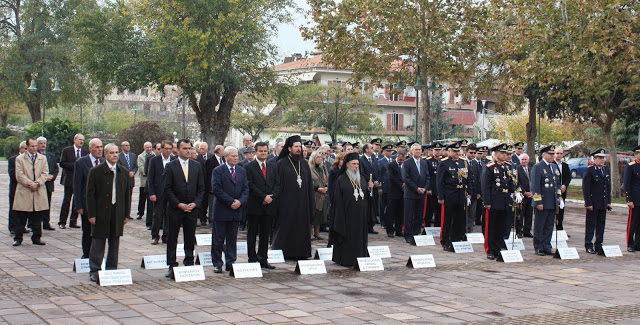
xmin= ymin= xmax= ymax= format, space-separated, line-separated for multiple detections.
xmin=118 ymin=141 xmax=138 ymax=219
xmin=530 ymin=145 xmax=562 ymax=256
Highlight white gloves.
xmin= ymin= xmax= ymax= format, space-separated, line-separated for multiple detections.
xmin=559 ymin=199 xmax=565 ymax=209
xmin=514 ymin=193 xmax=523 ymax=204
xmin=467 ymin=198 xmax=471 ymax=206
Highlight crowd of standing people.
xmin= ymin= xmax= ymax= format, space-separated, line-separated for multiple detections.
xmin=6 ymin=132 xmax=640 ymax=282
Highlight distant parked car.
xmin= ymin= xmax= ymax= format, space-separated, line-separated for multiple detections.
xmin=567 ymin=157 xmax=589 ymax=178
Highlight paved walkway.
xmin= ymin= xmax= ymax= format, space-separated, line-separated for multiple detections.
xmin=1 ymin=173 xmax=639 ymax=324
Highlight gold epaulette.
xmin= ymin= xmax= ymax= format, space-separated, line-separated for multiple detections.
xmin=505 ymin=161 xmax=512 ymax=166
xmin=426 ymin=156 xmax=433 ymax=160
xmin=630 ymin=161 xmax=637 ymax=166
xmin=487 ymin=162 xmax=495 ymax=167
xmin=441 ymin=157 xmax=449 ymax=161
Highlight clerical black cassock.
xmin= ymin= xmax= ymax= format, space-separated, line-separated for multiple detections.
xmin=330 ymin=153 xmax=370 ymax=267
xmin=272 ymin=136 xmax=314 ymax=259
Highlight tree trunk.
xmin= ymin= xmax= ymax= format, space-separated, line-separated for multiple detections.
xmin=421 ymin=86 xmax=431 ymax=144
xmin=525 ymin=95 xmax=537 ymax=164
xmin=196 ymin=89 xmax=238 ymax=146
xmin=603 ymin=115 xmax=621 ymax=197
xmin=26 ymin=99 xmax=41 ymax=123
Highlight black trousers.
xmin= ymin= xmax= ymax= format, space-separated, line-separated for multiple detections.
xmin=89 ymin=237 xmax=120 ymax=276
xmin=166 ymin=209 xmax=197 ymax=267
xmin=403 ymin=197 xmax=424 ymax=240
xmin=475 ymin=198 xmax=484 ymax=225
xmin=199 ymin=196 xmax=209 ymax=225
xmin=151 ymin=198 xmax=168 ymax=241
xmin=426 ymin=195 xmax=441 ymax=227
xmin=247 ymin=214 xmax=272 ymax=263
xmin=585 ymin=208 xmax=606 ymax=251
xmin=385 ymin=198 xmax=404 ymax=235
xmin=80 ymin=213 xmax=92 ymax=258
xmin=485 ymin=208 xmax=507 ymax=255
xmin=556 ymin=207 xmax=565 ymax=230
xmin=58 ymin=185 xmax=78 ymax=226
xmin=627 ymin=206 xmax=640 ymax=249
xmin=379 ymin=193 xmax=387 ymax=227
xmin=212 ymin=220 xmax=239 ymax=267
xmin=440 ymin=203 xmax=466 ymax=247
xmin=137 ymin=186 xmax=147 ymax=217
xmin=14 ymin=211 xmax=42 ymax=242
xmin=515 ymin=197 xmax=533 ymax=235
xmin=42 ymin=191 xmax=53 ymax=227
xmin=8 ymin=192 xmax=17 ymax=232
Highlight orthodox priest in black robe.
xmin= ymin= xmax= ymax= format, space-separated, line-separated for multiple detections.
xmin=272 ymin=135 xmax=314 ymax=259
xmin=330 ymin=153 xmax=372 ymax=267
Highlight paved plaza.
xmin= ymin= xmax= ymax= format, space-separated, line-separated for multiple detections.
xmin=1 ymin=171 xmax=640 ymax=324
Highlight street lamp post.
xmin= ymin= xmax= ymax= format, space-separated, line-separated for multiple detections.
xmin=28 ymin=75 xmax=61 ymax=137
xmin=481 ymin=100 xmax=487 ymax=141
xmin=428 ymin=81 xmax=438 ymax=141
xmin=325 ymin=84 xmax=349 ymax=144
xmin=414 ymin=70 xmax=424 ymax=141
xmin=132 ymin=106 xmax=139 ymax=125
xmin=75 ymin=104 xmax=83 ymax=132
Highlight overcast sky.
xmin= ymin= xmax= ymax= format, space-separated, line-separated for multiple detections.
xmin=274 ymin=0 xmax=317 ymax=58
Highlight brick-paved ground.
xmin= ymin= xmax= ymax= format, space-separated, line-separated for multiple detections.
xmin=1 ymin=172 xmax=639 ymax=324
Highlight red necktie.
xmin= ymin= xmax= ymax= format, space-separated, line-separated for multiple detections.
xmin=261 ymin=162 xmax=267 ymax=180
xmin=231 ymin=167 xmax=236 ymax=181
xmin=95 ymin=159 xmax=99 ymax=166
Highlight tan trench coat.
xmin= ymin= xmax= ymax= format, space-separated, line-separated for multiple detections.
xmin=13 ymin=152 xmax=50 ymax=212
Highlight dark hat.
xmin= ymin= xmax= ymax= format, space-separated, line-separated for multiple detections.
xmin=478 ymin=146 xmax=489 ymax=153
xmin=446 ymin=141 xmax=462 ymax=151
xmin=278 ymin=135 xmax=302 ymax=160
xmin=632 ymin=145 xmax=640 ymax=153
xmin=370 ymin=138 xmax=382 ymax=145
xmin=460 ymin=139 xmax=469 ymax=147
xmin=491 ymin=143 xmax=509 ymax=152
xmin=433 ymin=142 xmax=444 ymax=150
xmin=303 ymin=140 xmax=314 ymax=147
xmin=339 ymin=152 xmax=361 ymax=175
xmin=422 ymin=144 xmax=433 ymax=150
xmin=539 ymin=144 xmax=556 ymax=155
xmin=352 ymin=142 xmax=360 ymax=148
xmin=242 ymin=146 xmax=255 ymax=153
xmin=591 ymin=148 xmax=606 ymax=157
xmin=395 ymin=140 xmax=407 ymax=147
xmin=382 ymin=144 xmax=394 ymax=151
xmin=505 ymin=144 xmax=514 ymax=154
xmin=341 ymin=141 xmax=352 ymax=147
xmin=407 ymin=141 xmax=418 ymax=147
xmin=514 ymin=141 xmax=524 ymax=149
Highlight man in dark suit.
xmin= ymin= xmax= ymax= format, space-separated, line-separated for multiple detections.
xmin=58 ymin=133 xmax=88 ymax=229
xmin=531 ymin=145 xmax=562 ymax=256
xmin=148 ymin=140 xmax=174 ymax=244
xmin=8 ymin=141 xmax=27 ymax=234
xmin=425 ymin=143 xmax=444 ymax=227
xmin=515 ymin=154 xmax=533 ymax=237
xmin=212 ymin=146 xmax=250 ymax=273
xmin=402 ymin=143 xmax=430 ymax=243
xmin=554 ymin=147 xmax=571 ymax=235
xmin=360 ymin=143 xmax=380 ymax=234
xmin=465 ymin=144 xmax=480 ymax=233
xmin=582 ymin=149 xmax=611 ymax=255
xmin=196 ymin=142 xmax=210 ymax=227
xmin=86 ymin=143 xmax=131 ymax=283
xmin=74 ymin=138 xmax=104 ymax=258
xmin=137 ymin=142 xmax=153 ymax=221
xmin=118 ymin=141 xmax=138 ymax=219
xmin=36 ymin=137 xmax=59 ymax=231
xmin=245 ymin=142 xmax=278 ymax=269
xmin=385 ymin=149 xmax=406 ymax=237
xmin=625 ymin=145 xmax=640 ymax=252
xmin=164 ymin=139 xmax=205 ymax=279
xmin=511 ymin=142 xmax=524 ymax=165
xmin=378 ymin=144 xmax=394 ymax=229
xmin=238 ymin=146 xmax=255 ymax=167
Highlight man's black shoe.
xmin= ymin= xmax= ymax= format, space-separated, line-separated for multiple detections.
xmin=523 ymin=232 xmax=533 ymax=238
xmin=213 ymin=266 xmax=222 ymax=273
xmin=151 ymin=238 xmax=159 ymax=245
xmin=368 ymin=228 xmax=378 ymax=234
xmin=395 ymin=232 xmax=403 ymax=237
xmin=387 ymin=233 xmax=394 ymax=238
xmin=12 ymin=240 xmax=21 ymax=246
xmin=89 ymin=274 xmax=98 ymax=283
xmin=23 ymin=228 xmax=30 ymax=233
xmin=165 ymin=269 xmax=174 ymax=279
xmin=487 ymin=254 xmax=495 ymax=260
xmin=69 ymin=224 xmax=80 ymax=228
xmin=32 ymin=239 xmax=45 ymax=245
xmin=586 ymin=248 xmax=596 ymax=254
xmin=536 ymin=250 xmax=545 ymax=256
xmin=9 ymin=230 xmax=15 ymax=235
xmin=543 ymin=250 xmax=553 ymax=256
xmin=260 ymin=262 xmax=276 ymax=269
xmin=147 ymin=226 xmax=151 ymax=230
xmin=58 ymin=224 xmax=66 ymax=229
xmin=225 ymin=264 xmax=233 ymax=272
xmin=628 ymin=247 xmax=636 ymax=253
xmin=136 ymin=216 xmax=142 ymax=220
xmin=43 ymin=224 xmax=55 ymax=231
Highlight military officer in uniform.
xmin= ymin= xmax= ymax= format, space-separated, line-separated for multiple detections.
xmin=392 ymin=140 xmax=407 ymax=159
xmin=511 ymin=142 xmax=524 ymax=165
xmin=624 ymin=145 xmax=640 ymax=252
xmin=425 ymin=142 xmax=444 ymax=227
xmin=582 ymin=148 xmax=611 ymax=254
xmin=530 ymin=145 xmax=562 ymax=256
xmin=481 ymin=144 xmax=517 ymax=259
xmin=437 ymin=141 xmax=469 ymax=251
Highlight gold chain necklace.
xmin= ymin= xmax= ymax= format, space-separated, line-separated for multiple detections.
xmin=346 ymin=172 xmax=365 ymax=201
xmin=288 ymin=156 xmax=302 ymax=188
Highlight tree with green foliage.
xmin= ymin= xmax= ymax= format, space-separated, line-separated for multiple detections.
xmin=72 ymin=0 xmax=292 ymax=146
xmin=0 ymin=0 xmax=91 ymax=123
xmin=118 ymin=121 xmax=171 ymax=154
xmin=281 ymin=84 xmax=381 ymax=144
xmin=303 ymin=0 xmax=488 ymax=144
xmin=25 ymin=118 xmax=82 ymax=159
xmin=230 ymin=94 xmax=279 ymax=142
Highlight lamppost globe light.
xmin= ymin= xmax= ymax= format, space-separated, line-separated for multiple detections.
xmin=28 ymin=80 xmax=38 ymax=91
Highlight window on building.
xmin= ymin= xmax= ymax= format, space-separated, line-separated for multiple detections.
xmin=140 ymin=88 xmax=148 ymax=96
xmin=160 ymin=105 xmax=167 ymax=112
xmin=128 ymin=90 xmax=136 ymax=95
xmin=391 ymin=113 xmax=400 ymax=130
xmin=360 ymin=82 xmax=370 ymax=94
xmin=143 ymin=104 xmax=151 ymax=114
xmin=389 ymin=93 xmax=399 ymax=101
